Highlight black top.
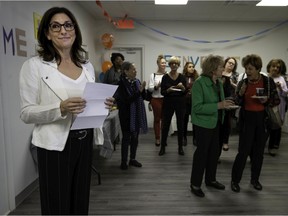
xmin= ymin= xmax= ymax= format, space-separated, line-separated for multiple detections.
xmin=161 ymin=73 xmax=187 ymax=97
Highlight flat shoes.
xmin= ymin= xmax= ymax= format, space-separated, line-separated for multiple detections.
xmin=222 ymin=144 xmax=229 ymax=151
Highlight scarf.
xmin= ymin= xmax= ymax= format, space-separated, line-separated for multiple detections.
xmin=122 ymin=77 xmax=148 ymax=134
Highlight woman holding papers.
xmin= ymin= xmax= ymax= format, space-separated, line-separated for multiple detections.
xmin=114 ymin=61 xmax=148 ymax=170
xmin=19 ymin=7 xmax=113 ymax=215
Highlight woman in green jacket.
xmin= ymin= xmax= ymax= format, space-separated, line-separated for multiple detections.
xmin=190 ymin=55 xmax=234 ymax=197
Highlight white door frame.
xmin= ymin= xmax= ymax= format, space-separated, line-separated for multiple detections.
xmin=110 ymin=45 xmax=145 ymax=81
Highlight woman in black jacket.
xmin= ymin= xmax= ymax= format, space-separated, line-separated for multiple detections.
xmin=231 ymin=54 xmax=280 ymax=193
xmin=114 ymin=62 xmax=148 ymax=170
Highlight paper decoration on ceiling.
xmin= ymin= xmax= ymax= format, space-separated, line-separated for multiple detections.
xmin=96 ymin=0 xmax=117 ymax=27
xmin=132 ymin=18 xmax=288 ymax=44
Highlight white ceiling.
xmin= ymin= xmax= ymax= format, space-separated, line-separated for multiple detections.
xmin=76 ymin=0 xmax=288 ymax=22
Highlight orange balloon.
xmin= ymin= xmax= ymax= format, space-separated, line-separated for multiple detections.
xmin=102 ymin=61 xmax=113 ymax=72
xmin=101 ymin=33 xmax=114 ymax=49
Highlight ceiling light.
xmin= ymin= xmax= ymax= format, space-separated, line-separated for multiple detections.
xmin=155 ymin=0 xmax=188 ymax=5
xmin=256 ymin=0 xmax=288 ymax=6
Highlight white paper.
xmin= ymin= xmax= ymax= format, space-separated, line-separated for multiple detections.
xmin=71 ymin=83 xmax=118 ymax=130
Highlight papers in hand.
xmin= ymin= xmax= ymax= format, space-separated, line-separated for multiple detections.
xmin=171 ymin=88 xmax=181 ymax=91
xmin=251 ymin=95 xmax=268 ymax=99
xmin=227 ymin=105 xmax=240 ymax=109
xmin=71 ymin=83 xmax=118 ymax=130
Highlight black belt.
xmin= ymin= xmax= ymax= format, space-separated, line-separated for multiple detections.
xmin=69 ymin=129 xmax=92 ymax=140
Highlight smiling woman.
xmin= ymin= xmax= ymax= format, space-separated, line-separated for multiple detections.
xmin=19 ymin=7 xmax=114 ymax=215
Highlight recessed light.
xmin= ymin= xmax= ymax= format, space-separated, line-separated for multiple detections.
xmin=155 ymin=0 xmax=188 ymax=5
xmin=256 ymin=0 xmax=288 ymax=6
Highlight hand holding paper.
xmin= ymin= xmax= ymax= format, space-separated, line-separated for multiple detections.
xmin=71 ymin=83 xmax=118 ymax=130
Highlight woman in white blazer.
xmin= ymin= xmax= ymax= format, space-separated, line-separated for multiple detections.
xmin=19 ymin=7 xmax=113 ymax=215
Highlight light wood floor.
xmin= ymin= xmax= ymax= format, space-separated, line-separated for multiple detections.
xmin=10 ymin=129 xmax=288 ymax=215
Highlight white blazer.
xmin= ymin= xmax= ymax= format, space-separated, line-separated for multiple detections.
xmin=19 ymin=56 xmax=95 ymax=151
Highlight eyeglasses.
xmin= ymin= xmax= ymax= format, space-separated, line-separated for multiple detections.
xmin=49 ymin=22 xmax=75 ymax=32
xmin=227 ymin=61 xmax=235 ymax=66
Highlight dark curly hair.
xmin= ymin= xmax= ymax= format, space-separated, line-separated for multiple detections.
xmin=37 ymin=7 xmax=87 ymax=67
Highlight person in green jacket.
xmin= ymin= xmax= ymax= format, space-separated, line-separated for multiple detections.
xmin=190 ymin=55 xmax=235 ymax=197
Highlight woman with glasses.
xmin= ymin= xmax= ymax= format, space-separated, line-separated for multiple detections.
xmin=182 ymin=62 xmax=199 ymax=146
xmin=19 ymin=7 xmax=114 ymax=215
xmin=158 ymin=56 xmax=186 ymax=156
xmin=219 ymin=57 xmax=238 ymax=154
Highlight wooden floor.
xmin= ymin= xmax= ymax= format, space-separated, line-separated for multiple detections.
xmin=10 ymin=129 xmax=288 ymax=215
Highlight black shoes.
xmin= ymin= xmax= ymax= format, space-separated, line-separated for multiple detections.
xmin=159 ymin=147 xmax=165 ymax=156
xmin=268 ymin=148 xmax=276 ymax=157
xmin=178 ymin=146 xmax=185 ymax=155
xmin=183 ymin=138 xmax=187 ymax=146
xmin=155 ymin=140 xmax=160 ymax=147
xmin=159 ymin=146 xmax=184 ymax=156
xmin=251 ymin=180 xmax=262 ymax=190
xmin=190 ymin=185 xmax=205 ymax=197
xmin=120 ymin=162 xmax=128 ymax=170
xmin=121 ymin=160 xmax=142 ymax=169
xmin=205 ymin=181 xmax=225 ymax=190
xmin=231 ymin=181 xmax=240 ymax=192
xmin=129 ymin=159 xmax=142 ymax=167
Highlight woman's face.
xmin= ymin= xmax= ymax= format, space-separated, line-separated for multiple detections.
xmin=125 ymin=64 xmax=137 ymax=80
xmin=186 ymin=63 xmax=195 ymax=75
xmin=225 ymin=58 xmax=236 ymax=72
xmin=114 ymin=56 xmax=124 ymax=67
xmin=46 ymin=13 xmax=76 ymax=52
xmin=269 ymin=62 xmax=281 ymax=78
xmin=169 ymin=61 xmax=180 ymax=72
xmin=245 ymin=64 xmax=260 ymax=81
xmin=214 ymin=64 xmax=225 ymax=78
xmin=158 ymin=58 xmax=166 ymax=71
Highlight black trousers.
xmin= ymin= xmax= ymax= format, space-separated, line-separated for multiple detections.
xmin=183 ymin=102 xmax=191 ymax=139
xmin=121 ymin=130 xmax=139 ymax=163
xmin=268 ymin=128 xmax=282 ymax=149
xmin=219 ymin=111 xmax=232 ymax=156
xmin=37 ymin=129 xmax=93 ymax=215
xmin=161 ymin=96 xmax=185 ymax=147
xmin=190 ymin=122 xmax=220 ymax=187
xmin=232 ymin=111 xmax=267 ymax=183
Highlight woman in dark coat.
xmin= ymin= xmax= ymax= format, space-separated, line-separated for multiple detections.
xmin=231 ymin=54 xmax=280 ymax=193
xmin=115 ymin=62 xmax=148 ymax=170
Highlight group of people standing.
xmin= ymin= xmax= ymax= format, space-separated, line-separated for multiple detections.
xmin=18 ymin=6 xmax=288 ymax=215
xmin=148 ymin=54 xmax=287 ymax=198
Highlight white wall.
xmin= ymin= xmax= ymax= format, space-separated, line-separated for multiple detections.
xmin=1 ymin=1 xmax=288 ymax=214
xmin=92 ymin=19 xmax=288 ymax=126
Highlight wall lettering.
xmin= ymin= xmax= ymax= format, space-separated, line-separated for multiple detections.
xmin=2 ymin=26 xmax=27 ymax=57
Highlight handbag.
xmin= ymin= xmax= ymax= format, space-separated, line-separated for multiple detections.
xmin=265 ymin=106 xmax=283 ymax=130
xmin=144 ymin=73 xmax=156 ymax=102
xmin=145 ymin=90 xmax=153 ymax=101
xmin=265 ymin=77 xmax=283 ymax=130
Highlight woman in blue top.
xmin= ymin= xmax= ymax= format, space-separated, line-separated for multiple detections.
xmin=190 ymin=55 xmax=234 ymax=197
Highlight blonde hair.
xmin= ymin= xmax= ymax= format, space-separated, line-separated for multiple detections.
xmin=157 ymin=54 xmax=165 ymax=64
xmin=168 ymin=56 xmax=181 ymax=66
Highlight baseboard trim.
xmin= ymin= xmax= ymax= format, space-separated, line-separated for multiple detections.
xmin=15 ymin=178 xmax=39 ymax=207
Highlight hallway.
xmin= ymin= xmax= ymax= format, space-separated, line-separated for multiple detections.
xmin=10 ymin=130 xmax=288 ymax=215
